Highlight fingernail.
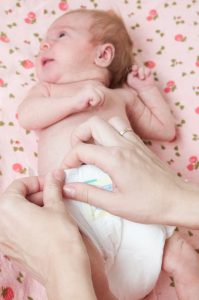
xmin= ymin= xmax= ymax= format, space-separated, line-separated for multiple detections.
xmin=53 ymin=169 xmax=65 ymax=182
xmin=63 ymin=185 xmax=76 ymax=197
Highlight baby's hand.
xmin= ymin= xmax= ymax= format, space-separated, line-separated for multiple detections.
xmin=78 ymin=84 xmax=105 ymax=110
xmin=127 ymin=65 xmax=155 ymax=92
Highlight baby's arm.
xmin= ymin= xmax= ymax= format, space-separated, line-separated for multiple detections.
xmin=126 ymin=65 xmax=176 ymax=141
xmin=18 ymin=83 xmax=105 ymax=130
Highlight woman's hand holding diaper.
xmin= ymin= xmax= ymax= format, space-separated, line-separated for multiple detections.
xmin=63 ymin=116 xmax=199 ymax=228
xmin=0 ymin=171 xmax=97 ymax=300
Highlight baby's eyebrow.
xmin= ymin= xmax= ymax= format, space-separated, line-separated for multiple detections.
xmin=56 ymin=25 xmax=76 ymax=32
xmin=47 ymin=25 xmax=74 ymax=35
xmin=46 ymin=25 xmax=80 ymax=40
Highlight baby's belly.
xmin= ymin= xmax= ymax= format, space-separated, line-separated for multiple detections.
xmin=38 ymin=109 xmax=130 ymax=176
xmin=38 ymin=114 xmax=82 ymax=175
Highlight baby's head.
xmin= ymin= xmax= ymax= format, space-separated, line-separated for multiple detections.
xmin=36 ymin=9 xmax=133 ymax=87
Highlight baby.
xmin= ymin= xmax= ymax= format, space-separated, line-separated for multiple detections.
xmin=18 ymin=9 xmax=197 ymax=300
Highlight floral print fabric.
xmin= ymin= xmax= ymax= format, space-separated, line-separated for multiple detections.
xmin=0 ymin=0 xmax=199 ymax=299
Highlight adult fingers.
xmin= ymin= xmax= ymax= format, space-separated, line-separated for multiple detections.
xmin=63 ymin=182 xmax=117 ymax=213
xmin=62 ymin=143 xmax=122 ymax=178
xmin=43 ymin=169 xmax=65 ymax=210
xmin=70 ymin=116 xmax=126 ymax=148
xmin=27 ymin=191 xmax=44 ymax=206
xmin=4 ymin=176 xmax=43 ymax=200
xmin=109 ymin=116 xmax=143 ymax=145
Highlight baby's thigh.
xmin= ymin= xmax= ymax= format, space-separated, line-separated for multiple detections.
xmin=81 ymin=232 xmax=113 ymax=299
xmin=107 ymin=220 xmax=167 ymax=300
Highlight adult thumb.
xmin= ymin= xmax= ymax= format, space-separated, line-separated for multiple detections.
xmin=63 ymin=182 xmax=116 ymax=213
xmin=43 ymin=169 xmax=65 ymax=209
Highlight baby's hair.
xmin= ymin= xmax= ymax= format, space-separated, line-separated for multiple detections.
xmin=66 ymin=9 xmax=133 ymax=88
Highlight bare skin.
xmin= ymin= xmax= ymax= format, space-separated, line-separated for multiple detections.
xmin=0 ymin=173 xmax=97 ymax=300
xmin=82 ymin=233 xmax=117 ymax=300
xmin=18 ymin=12 xmax=175 ymax=176
xmin=17 ymin=10 xmax=176 ymax=300
xmin=62 ymin=116 xmax=199 ymax=300
xmin=163 ymin=232 xmax=199 ymax=300
xmin=2 ymin=171 xmax=199 ymax=300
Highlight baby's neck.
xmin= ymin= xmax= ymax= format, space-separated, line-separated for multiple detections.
xmin=76 ymin=67 xmax=110 ymax=87
xmin=68 ymin=78 xmax=107 ymax=87
xmin=46 ymin=67 xmax=110 ymax=87
xmin=45 ymin=79 xmax=106 ymax=90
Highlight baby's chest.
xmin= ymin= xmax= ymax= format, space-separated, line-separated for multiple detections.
xmin=98 ymin=100 xmax=127 ymax=121
xmin=49 ymin=84 xmax=75 ymax=97
xmin=100 ymin=87 xmax=133 ymax=118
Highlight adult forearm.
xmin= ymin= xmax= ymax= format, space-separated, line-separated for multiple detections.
xmin=46 ymin=244 xmax=97 ymax=300
xmin=167 ymin=181 xmax=199 ymax=229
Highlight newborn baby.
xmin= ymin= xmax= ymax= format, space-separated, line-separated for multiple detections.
xmin=18 ymin=8 xmax=183 ymax=300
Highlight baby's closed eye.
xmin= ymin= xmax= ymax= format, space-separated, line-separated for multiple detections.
xmin=58 ymin=31 xmax=67 ymax=38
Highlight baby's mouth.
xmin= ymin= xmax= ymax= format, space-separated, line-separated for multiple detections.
xmin=41 ymin=57 xmax=54 ymax=66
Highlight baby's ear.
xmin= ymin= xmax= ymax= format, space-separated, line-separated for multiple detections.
xmin=94 ymin=43 xmax=115 ymax=68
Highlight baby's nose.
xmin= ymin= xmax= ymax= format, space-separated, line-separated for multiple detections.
xmin=40 ymin=41 xmax=50 ymax=51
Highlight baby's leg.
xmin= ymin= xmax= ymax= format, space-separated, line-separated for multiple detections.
xmin=162 ymin=232 xmax=199 ymax=300
xmin=81 ymin=232 xmax=117 ymax=300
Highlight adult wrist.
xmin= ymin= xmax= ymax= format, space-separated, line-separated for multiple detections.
xmin=166 ymin=180 xmax=199 ymax=229
xmin=46 ymin=240 xmax=97 ymax=300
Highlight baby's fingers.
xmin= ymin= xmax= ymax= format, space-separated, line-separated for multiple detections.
xmin=132 ymin=65 xmax=139 ymax=72
xmin=131 ymin=65 xmax=139 ymax=76
xmin=143 ymin=67 xmax=151 ymax=78
xmin=138 ymin=67 xmax=146 ymax=80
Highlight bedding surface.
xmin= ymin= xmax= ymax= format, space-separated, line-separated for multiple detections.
xmin=0 ymin=0 xmax=199 ymax=299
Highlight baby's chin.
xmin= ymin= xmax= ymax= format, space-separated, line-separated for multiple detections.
xmin=36 ymin=67 xmax=75 ymax=84
xmin=36 ymin=71 xmax=63 ymax=84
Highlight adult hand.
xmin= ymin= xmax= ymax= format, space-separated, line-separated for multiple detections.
xmin=62 ymin=116 xmax=187 ymax=226
xmin=0 ymin=170 xmax=88 ymax=285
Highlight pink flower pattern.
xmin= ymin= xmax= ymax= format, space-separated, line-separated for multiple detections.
xmin=163 ymin=81 xmax=177 ymax=93
xmin=146 ymin=9 xmax=158 ymax=21
xmin=24 ymin=11 xmax=37 ymax=24
xmin=144 ymin=60 xmax=156 ymax=69
xmin=187 ymin=156 xmax=199 ymax=171
xmin=175 ymin=34 xmax=187 ymax=42
xmin=58 ymin=0 xmax=69 ymax=11
xmin=21 ymin=59 xmax=34 ymax=69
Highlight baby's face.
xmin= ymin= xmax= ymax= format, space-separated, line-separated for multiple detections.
xmin=36 ymin=12 xmax=95 ymax=83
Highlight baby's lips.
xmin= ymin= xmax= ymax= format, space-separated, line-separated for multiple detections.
xmin=41 ymin=57 xmax=54 ymax=66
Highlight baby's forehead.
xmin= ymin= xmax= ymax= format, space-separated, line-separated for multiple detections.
xmin=48 ymin=12 xmax=92 ymax=33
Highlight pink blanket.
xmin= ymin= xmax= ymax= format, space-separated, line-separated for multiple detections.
xmin=0 ymin=0 xmax=199 ymax=299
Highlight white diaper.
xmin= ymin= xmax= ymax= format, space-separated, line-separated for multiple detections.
xmin=64 ymin=165 xmax=175 ymax=300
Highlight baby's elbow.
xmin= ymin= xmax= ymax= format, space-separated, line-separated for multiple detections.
xmin=160 ymin=124 xmax=176 ymax=142
xmin=165 ymin=131 xmax=176 ymax=142
xmin=17 ymin=110 xmax=33 ymax=130
xmin=167 ymin=127 xmax=177 ymax=142
xmin=17 ymin=110 xmax=26 ymax=128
